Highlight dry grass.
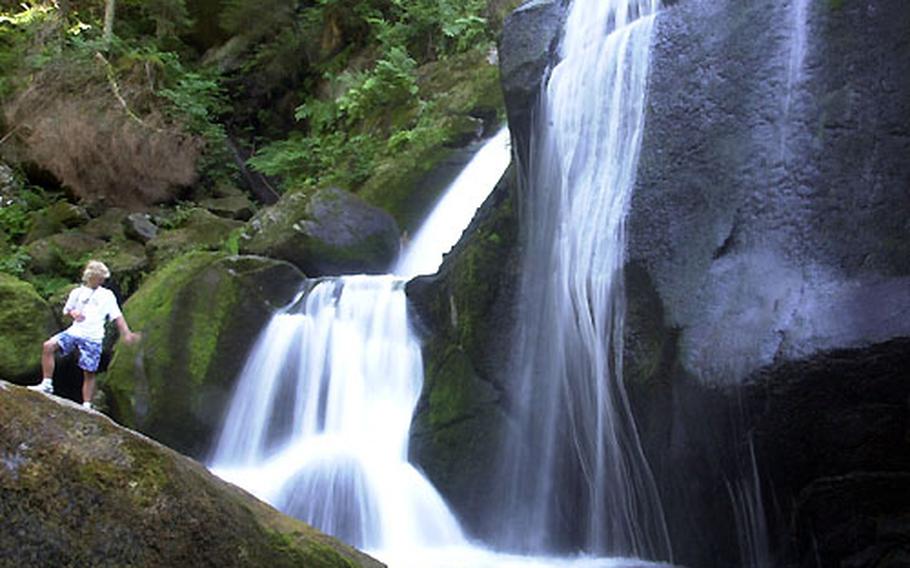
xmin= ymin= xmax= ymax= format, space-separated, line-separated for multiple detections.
xmin=4 ymin=53 xmax=202 ymax=208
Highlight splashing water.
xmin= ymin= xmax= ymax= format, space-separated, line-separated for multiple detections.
xmin=491 ymin=0 xmax=672 ymax=561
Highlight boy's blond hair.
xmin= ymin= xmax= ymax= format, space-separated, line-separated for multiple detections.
xmin=82 ymin=260 xmax=111 ymax=284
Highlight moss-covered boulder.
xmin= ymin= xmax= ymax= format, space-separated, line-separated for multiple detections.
xmin=0 ymin=274 xmax=58 ymax=384
xmin=24 ymin=201 xmax=90 ymax=243
xmin=25 ymin=232 xmax=106 ymax=274
xmin=199 ymin=194 xmax=255 ymax=221
xmin=242 ymin=187 xmax=400 ymax=277
xmin=95 ymin=239 xmax=150 ymax=298
xmin=82 ymin=207 xmax=129 ymax=242
xmin=103 ymin=251 xmax=304 ymax=457
xmin=0 ymin=383 xmax=383 ymax=568
xmin=406 ymin=166 xmax=519 ymax=532
xmin=147 ymin=208 xmax=243 ymax=266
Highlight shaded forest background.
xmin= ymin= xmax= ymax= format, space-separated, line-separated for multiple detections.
xmin=0 ymin=0 xmax=518 ymax=299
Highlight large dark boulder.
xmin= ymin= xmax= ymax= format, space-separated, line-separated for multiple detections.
xmin=0 ymin=383 xmax=383 ymax=568
xmin=242 ymin=187 xmax=400 ymax=276
xmin=498 ymin=0 xmax=567 ymax=162
xmin=624 ymin=0 xmax=910 ymax=565
xmin=103 ymin=252 xmax=303 ymax=457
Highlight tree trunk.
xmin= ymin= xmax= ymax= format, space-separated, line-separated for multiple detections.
xmin=103 ymin=0 xmax=116 ymax=44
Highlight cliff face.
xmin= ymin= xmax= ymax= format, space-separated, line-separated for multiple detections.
xmin=412 ymin=0 xmax=910 ymax=565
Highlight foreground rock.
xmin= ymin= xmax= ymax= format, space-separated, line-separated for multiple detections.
xmin=242 ymin=187 xmax=400 ymax=276
xmin=103 ymin=252 xmax=303 ymax=457
xmin=0 ymin=383 xmax=383 ymax=568
xmin=0 ymin=274 xmax=58 ymax=384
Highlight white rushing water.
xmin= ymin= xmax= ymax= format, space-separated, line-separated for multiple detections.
xmin=210 ymin=275 xmax=465 ymax=551
xmin=491 ymin=0 xmax=672 ymax=561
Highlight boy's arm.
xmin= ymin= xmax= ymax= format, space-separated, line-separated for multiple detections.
xmin=63 ymin=288 xmax=82 ymax=320
xmin=114 ymin=316 xmax=141 ymax=345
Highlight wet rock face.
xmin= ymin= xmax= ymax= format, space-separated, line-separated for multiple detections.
xmin=628 ymin=0 xmax=910 ymax=386
xmin=466 ymin=0 xmax=910 ymax=565
xmin=0 ymin=383 xmax=384 ymax=568
xmin=624 ymin=0 xmax=910 ymax=565
xmin=242 ymin=187 xmax=400 ymax=277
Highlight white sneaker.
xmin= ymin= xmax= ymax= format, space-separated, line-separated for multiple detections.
xmin=82 ymin=401 xmax=93 ymax=411
xmin=28 ymin=378 xmax=54 ymax=394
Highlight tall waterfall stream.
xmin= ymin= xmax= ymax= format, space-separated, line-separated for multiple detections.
xmin=209 ymin=1 xmax=677 ymax=566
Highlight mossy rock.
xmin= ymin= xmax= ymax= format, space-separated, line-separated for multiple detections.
xmin=242 ymin=187 xmax=400 ymax=277
xmin=24 ymin=202 xmax=90 ymax=244
xmin=0 ymin=274 xmax=58 ymax=384
xmin=102 ymin=251 xmax=304 ymax=457
xmin=0 ymin=383 xmax=383 ymax=568
xmin=95 ymin=239 xmax=150 ymax=298
xmin=199 ymin=194 xmax=255 ymax=221
xmin=147 ymin=208 xmax=243 ymax=266
xmin=405 ymin=167 xmax=519 ymax=530
xmin=25 ymin=232 xmax=106 ymax=275
xmin=82 ymin=207 xmax=130 ymax=242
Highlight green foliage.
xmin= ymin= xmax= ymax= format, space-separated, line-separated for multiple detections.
xmin=29 ymin=273 xmax=71 ymax=299
xmin=0 ymin=5 xmax=55 ymax=98
xmin=0 ymin=246 xmax=29 ymax=276
xmin=249 ymin=131 xmax=379 ymax=191
xmin=335 ymin=46 xmax=418 ymax=125
xmin=242 ymin=0 xmax=498 ymax=194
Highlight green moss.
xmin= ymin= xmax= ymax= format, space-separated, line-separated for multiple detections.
xmin=427 ymin=348 xmax=479 ymax=427
xmin=187 ymin=269 xmax=237 ymax=386
xmin=265 ymin=530 xmax=359 ymax=568
xmin=0 ymin=273 xmax=56 ymax=381
xmin=104 ymin=251 xmax=223 ymax=427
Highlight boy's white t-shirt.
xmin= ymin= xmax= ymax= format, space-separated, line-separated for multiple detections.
xmin=62 ymin=285 xmax=122 ymax=342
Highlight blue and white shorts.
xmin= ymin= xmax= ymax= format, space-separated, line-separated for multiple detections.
xmin=54 ymin=332 xmax=102 ymax=373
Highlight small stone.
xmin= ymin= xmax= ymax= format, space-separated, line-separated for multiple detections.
xmin=123 ymin=213 xmax=158 ymax=243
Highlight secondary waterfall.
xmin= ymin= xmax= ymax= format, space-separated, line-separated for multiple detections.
xmin=492 ymin=0 xmax=672 ymax=560
xmin=208 ymin=129 xmax=510 ymax=555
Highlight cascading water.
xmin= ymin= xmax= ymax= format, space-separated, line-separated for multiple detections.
xmin=209 ymin=117 xmax=671 ymax=567
xmin=492 ymin=0 xmax=672 ymax=561
xmin=208 ymin=129 xmax=510 ymax=558
xmin=210 ymin=275 xmax=465 ymax=551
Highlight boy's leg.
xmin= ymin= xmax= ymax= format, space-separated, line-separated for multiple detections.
xmin=75 ymin=337 xmax=102 ymax=408
xmin=41 ymin=338 xmax=59 ymax=380
xmin=30 ymin=336 xmax=63 ymax=393
xmin=81 ymin=371 xmax=96 ymax=407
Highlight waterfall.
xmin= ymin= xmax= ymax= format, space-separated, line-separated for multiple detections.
xmin=208 ymin=130 xmax=509 ymax=554
xmin=780 ymin=0 xmax=810 ymax=161
xmin=492 ymin=0 xmax=671 ymax=560
xmin=210 ymin=275 xmax=465 ymax=550
xmin=396 ymin=127 xmax=511 ymax=278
